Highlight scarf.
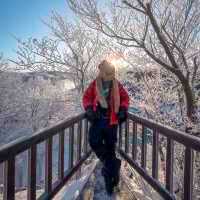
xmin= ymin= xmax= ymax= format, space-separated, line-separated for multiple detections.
xmin=96 ymin=77 xmax=120 ymax=113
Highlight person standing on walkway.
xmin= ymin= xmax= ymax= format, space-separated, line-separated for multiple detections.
xmin=82 ymin=60 xmax=129 ymax=195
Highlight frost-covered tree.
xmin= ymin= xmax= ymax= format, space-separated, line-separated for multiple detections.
xmin=12 ymin=13 xmax=104 ymax=95
xmin=0 ymin=53 xmax=8 ymax=72
xmin=68 ymin=0 xmax=200 ymax=124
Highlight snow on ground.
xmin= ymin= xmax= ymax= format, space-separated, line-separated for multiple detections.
xmin=121 ymin=161 xmax=163 ymax=200
xmin=77 ymin=156 xmax=136 ymax=200
xmin=53 ymin=156 xmax=98 ymax=200
xmin=0 ymin=189 xmax=44 ymax=200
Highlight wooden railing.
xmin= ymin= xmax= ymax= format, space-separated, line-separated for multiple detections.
xmin=1 ymin=112 xmax=200 ymax=200
xmin=118 ymin=113 xmax=200 ymax=200
xmin=0 ymin=113 xmax=91 ymax=200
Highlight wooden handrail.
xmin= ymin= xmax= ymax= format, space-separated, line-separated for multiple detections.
xmin=118 ymin=112 xmax=200 ymax=200
xmin=0 ymin=113 xmax=92 ymax=200
xmin=128 ymin=113 xmax=200 ymax=151
xmin=0 ymin=113 xmax=85 ymax=163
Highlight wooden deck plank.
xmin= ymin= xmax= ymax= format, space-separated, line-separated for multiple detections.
xmin=77 ymin=159 xmax=137 ymax=200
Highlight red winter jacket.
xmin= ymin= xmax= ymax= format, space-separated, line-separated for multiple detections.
xmin=82 ymin=79 xmax=129 ymax=125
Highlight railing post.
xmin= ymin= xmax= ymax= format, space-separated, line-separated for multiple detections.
xmin=58 ymin=130 xmax=64 ymax=180
xmin=76 ymin=120 xmax=82 ymax=178
xmin=118 ymin=123 xmax=122 ymax=149
xmin=28 ymin=145 xmax=37 ymax=200
xmin=83 ymin=119 xmax=88 ymax=154
xmin=166 ymin=138 xmax=174 ymax=192
xmin=77 ymin=120 xmax=82 ymax=161
xmin=69 ymin=125 xmax=74 ymax=169
xmin=45 ymin=137 xmax=52 ymax=193
xmin=88 ymin=122 xmax=92 ymax=151
xmin=184 ymin=147 xmax=193 ymax=200
xmin=141 ymin=125 xmax=147 ymax=169
xmin=125 ymin=119 xmax=129 ymax=154
xmin=152 ymin=129 xmax=158 ymax=179
xmin=3 ymin=157 xmax=15 ymax=200
xmin=132 ymin=121 xmax=137 ymax=160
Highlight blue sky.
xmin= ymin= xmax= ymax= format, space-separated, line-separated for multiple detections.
xmin=0 ymin=0 xmax=71 ymax=59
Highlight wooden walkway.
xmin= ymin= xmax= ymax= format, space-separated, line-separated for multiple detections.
xmin=77 ymin=160 xmax=137 ymax=200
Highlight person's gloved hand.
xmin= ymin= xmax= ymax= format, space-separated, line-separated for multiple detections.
xmin=85 ymin=106 xmax=100 ymax=123
xmin=117 ymin=107 xmax=127 ymax=123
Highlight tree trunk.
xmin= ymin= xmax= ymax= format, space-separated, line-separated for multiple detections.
xmin=175 ymin=72 xmax=196 ymax=123
xmin=146 ymin=3 xmax=197 ymax=123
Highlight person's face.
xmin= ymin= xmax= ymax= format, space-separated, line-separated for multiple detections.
xmin=100 ymin=62 xmax=115 ymax=81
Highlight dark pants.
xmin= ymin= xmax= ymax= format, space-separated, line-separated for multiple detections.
xmin=89 ymin=118 xmax=118 ymax=177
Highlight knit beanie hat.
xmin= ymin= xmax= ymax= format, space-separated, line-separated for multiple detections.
xmin=98 ymin=60 xmax=115 ymax=81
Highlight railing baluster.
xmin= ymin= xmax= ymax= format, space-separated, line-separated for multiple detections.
xmin=77 ymin=120 xmax=82 ymax=161
xmin=125 ymin=119 xmax=129 ymax=153
xmin=166 ymin=138 xmax=174 ymax=192
xmin=152 ymin=129 xmax=158 ymax=179
xmin=141 ymin=125 xmax=147 ymax=169
xmin=58 ymin=130 xmax=64 ymax=180
xmin=69 ymin=125 xmax=74 ymax=169
xmin=88 ymin=122 xmax=92 ymax=151
xmin=28 ymin=145 xmax=37 ymax=200
xmin=45 ymin=137 xmax=52 ymax=193
xmin=184 ymin=148 xmax=193 ymax=200
xmin=132 ymin=121 xmax=137 ymax=160
xmin=118 ymin=123 xmax=122 ymax=149
xmin=3 ymin=157 xmax=15 ymax=200
xmin=76 ymin=121 xmax=82 ymax=178
xmin=83 ymin=119 xmax=88 ymax=154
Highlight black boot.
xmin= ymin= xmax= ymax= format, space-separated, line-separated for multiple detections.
xmin=101 ymin=166 xmax=114 ymax=195
xmin=112 ymin=158 xmax=121 ymax=187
